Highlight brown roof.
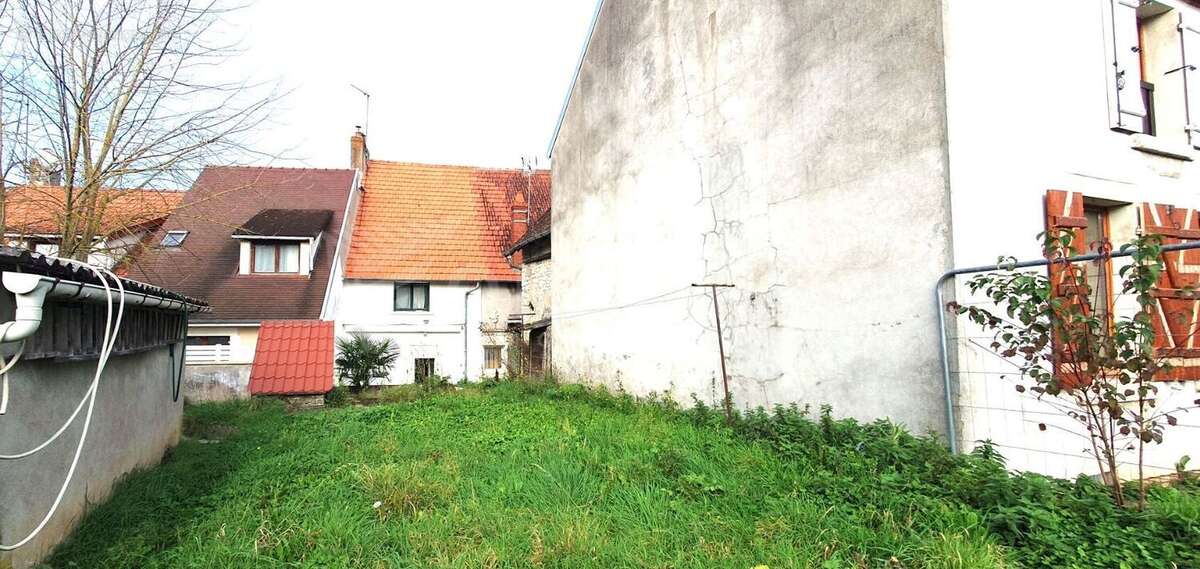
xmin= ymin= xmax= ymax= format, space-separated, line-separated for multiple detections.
xmin=509 ymin=207 xmax=551 ymax=254
xmin=234 ymin=209 xmax=333 ymax=238
xmin=345 ymin=161 xmax=549 ymax=282
xmin=125 ymin=166 xmax=355 ymax=322
xmin=4 ymin=185 xmax=183 ymax=237
xmin=249 ymin=320 xmax=334 ymax=395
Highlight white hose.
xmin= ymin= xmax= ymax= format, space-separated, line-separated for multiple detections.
xmin=0 ymin=265 xmax=125 ymax=551
xmin=0 ymin=320 xmax=26 ymax=415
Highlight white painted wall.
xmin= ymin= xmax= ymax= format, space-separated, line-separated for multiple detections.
xmin=186 ymin=325 xmax=259 ymax=364
xmin=336 ymin=280 xmax=519 ymax=384
xmin=943 ymin=0 xmax=1200 ymax=477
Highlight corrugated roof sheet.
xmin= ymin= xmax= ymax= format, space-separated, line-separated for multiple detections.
xmin=345 ymin=161 xmax=550 ymax=281
xmin=248 ymin=320 xmax=335 ymax=395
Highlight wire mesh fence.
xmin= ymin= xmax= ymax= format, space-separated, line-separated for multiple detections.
xmin=937 ymin=245 xmax=1200 ymax=479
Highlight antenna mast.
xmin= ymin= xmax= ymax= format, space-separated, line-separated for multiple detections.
xmin=350 ymin=84 xmax=371 ymax=135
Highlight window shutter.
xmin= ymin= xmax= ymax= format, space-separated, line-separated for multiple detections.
xmin=1045 ymin=190 xmax=1092 ymax=389
xmin=1180 ymin=15 xmax=1200 ymax=147
xmin=1140 ymin=202 xmax=1200 ymax=380
xmin=1106 ymin=0 xmax=1147 ymax=132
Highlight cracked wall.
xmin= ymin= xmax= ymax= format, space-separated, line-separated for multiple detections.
xmin=551 ymin=0 xmax=953 ymax=433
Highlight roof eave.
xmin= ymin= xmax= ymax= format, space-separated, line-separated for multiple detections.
xmin=546 ymin=0 xmax=607 ymax=159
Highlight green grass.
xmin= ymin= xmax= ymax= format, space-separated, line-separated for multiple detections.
xmin=46 ymin=383 xmax=1197 ymax=568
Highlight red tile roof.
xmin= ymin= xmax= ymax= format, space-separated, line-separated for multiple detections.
xmin=346 ymin=161 xmax=550 ymax=281
xmin=249 ymin=320 xmax=335 ymax=395
xmin=4 ymin=185 xmax=183 ymax=236
xmin=126 ymin=166 xmax=355 ymax=322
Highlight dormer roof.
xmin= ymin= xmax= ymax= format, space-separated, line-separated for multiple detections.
xmin=233 ymin=209 xmax=333 ymax=239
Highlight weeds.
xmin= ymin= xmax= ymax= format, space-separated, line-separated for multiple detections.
xmin=47 ymin=382 xmax=1199 ymax=568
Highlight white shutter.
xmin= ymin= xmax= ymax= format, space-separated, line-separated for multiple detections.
xmin=1180 ymin=14 xmax=1200 ymax=148
xmin=1107 ymin=0 xmax=1147 ymax=132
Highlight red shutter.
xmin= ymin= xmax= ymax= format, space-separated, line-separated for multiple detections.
xmin=1045 ymin=190 xmax=1092 ymax=389
xmin=1141 ymin=202 xmax=1200 ymax=381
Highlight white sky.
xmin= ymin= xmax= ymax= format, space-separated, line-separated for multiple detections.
xmin=229 ymin=0 xmax=597 ymax=170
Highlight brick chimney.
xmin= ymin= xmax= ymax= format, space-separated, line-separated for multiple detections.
xmin=510 ymin=191 xmax=529 ymax=266
xmin=350 ymin=127 xmax=368 ymax=172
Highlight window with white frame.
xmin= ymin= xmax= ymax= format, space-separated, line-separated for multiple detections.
xmin=252 ymin=242 xmax=300 ymax=273
xmin=161 ymin=230 xmax=188 ymax=247
xmin=1104 ymin=0 xmax=1200 ymax=148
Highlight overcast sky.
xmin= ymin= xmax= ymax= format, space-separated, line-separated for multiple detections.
xmin=230 ymin=1 xmax=597 ymax=171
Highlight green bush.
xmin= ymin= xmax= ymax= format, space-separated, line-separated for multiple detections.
xmin=324 ymin=386 xmax=349 ymax=408
xmin=335 ymin=334 xmax=399 ymax=392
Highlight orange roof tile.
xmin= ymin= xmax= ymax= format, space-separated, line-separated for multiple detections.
xmin=249 ymin=320 xmax=335 ymax=395
xmin=345 ymin=161 xmax=550 ymax=281
xmin=4 ymin=185 xmax=183 ymax=237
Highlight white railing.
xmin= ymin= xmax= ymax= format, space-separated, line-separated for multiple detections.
xmin=186 ymin=344 xmax=234 ymax=364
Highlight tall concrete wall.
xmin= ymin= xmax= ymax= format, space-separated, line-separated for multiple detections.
xmin=551 ymin=0 xmax=953 ymax=432
xmin=0 ymin=347 xmax=183 ymax=568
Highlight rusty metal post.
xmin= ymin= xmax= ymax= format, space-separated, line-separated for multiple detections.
xmin=693 ymin=283 xmax=734 ymax=423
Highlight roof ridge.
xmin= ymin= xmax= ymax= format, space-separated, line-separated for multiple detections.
xmin=7 ymin=185 xmax=187 ymax=193
xmin=367 ymin=159 xmax=549 ymax=174
xmin=204 ymin=165 xmax=356 ymax=173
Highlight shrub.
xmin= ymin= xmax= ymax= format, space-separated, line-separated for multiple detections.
xmin=324 ymin=386 xmax=349 ymax=408
xmin=335 ymin=334 xmax=399 ymax=393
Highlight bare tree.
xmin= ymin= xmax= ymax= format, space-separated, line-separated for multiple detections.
xmin=0 ymin=0 xmax=278 ymax=260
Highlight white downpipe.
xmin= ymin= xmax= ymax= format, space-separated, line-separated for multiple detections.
xmin=464 ymin=282 xmax=481 ymax=381
xmin=0 ymin=265 xmax=125 ymax=551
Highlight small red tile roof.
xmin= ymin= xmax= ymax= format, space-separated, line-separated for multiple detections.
xmin=249 ymin=320 xmax=335 ymax=395
xmin=346 ymin=161 xmax=550 ymax=281
xmin=4 ymin=185 xmax=183 ymax=236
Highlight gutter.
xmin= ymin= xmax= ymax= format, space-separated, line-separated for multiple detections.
xmin=319 ymin=168 xmax=364 ymax=320
xmin=0 ymin=272 xmax=206 ymax=343
xmin=546 ymin=0 xmax=607 ymax=159
xmin=934 ymin=240 xmax=1200 ymax=455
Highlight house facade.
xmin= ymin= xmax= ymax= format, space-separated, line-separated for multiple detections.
xmin=507 ymin=207 xmax=553 ymax=375
xmin=127 ymin=166 xmax=357 ymax=400
xmin=334 ymin=142 xmax=549 ymax=384
xmin=548 ymin=0 xmax=1200 ymax=478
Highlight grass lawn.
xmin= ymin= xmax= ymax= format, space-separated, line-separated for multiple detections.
xmin=47 ymin=383 xmax=1197 ymax=568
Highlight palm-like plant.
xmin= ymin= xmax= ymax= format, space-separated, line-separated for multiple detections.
xmin=335 ymin=334 xmax=400 ymax=393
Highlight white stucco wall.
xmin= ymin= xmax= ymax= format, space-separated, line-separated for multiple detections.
xmin=943 ymin=0 xmax=1200 ymax=477
xmin=550 ymin=0 xmax=953 ymax=433
xmin=336 ymin=280 xmax=519 ymax=384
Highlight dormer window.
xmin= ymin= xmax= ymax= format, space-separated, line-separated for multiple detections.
xmin=232 ymin=208 xmax=334 ymax=277
xmin=252 ymin=242 xmax=301 ymax=273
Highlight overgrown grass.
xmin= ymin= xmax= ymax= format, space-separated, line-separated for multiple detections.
xmin=46 ymin=382 xmax=1197 ymax=568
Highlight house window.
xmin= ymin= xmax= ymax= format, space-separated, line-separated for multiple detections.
xmin=1107 ymin=0 xmax=1199 ymax=146
xmin=32 ymin=241 xmax=58 ymax=257
xmin=394 ymin=282 xmax=430 ymax=311
xmin=161 ymin=230 xmax=188 ymax=247
xmin=186 ymin=335 xmax=231 ymax=345
xmin=252 ymin=242 xmax=300 ymax=273
xmin=414 ymin=358 xmax=436 ymax=383
xmin=484 ymin=345 xmax=502 ymax=369
xmin=1084 ymin=207 xmax=1114 ymax=320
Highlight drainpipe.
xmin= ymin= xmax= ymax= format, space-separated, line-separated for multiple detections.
xmin=934 ymin=240 xmax=1200 ymax=455
xmin=464 ymin=282 xmax=481 ymax=381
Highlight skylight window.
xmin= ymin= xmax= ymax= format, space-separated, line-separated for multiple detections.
xmin=161 ymin=230 xmax=188 ymax=247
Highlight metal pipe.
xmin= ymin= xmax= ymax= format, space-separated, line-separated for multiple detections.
xmin=464 ymin=282 xmax=481 ymax=381
xmin=935 ymin=240 xmax=1200 ymax=454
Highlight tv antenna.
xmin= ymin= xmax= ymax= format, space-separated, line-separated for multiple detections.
xmin=350 ymin=84 xmax=371 ymax=135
